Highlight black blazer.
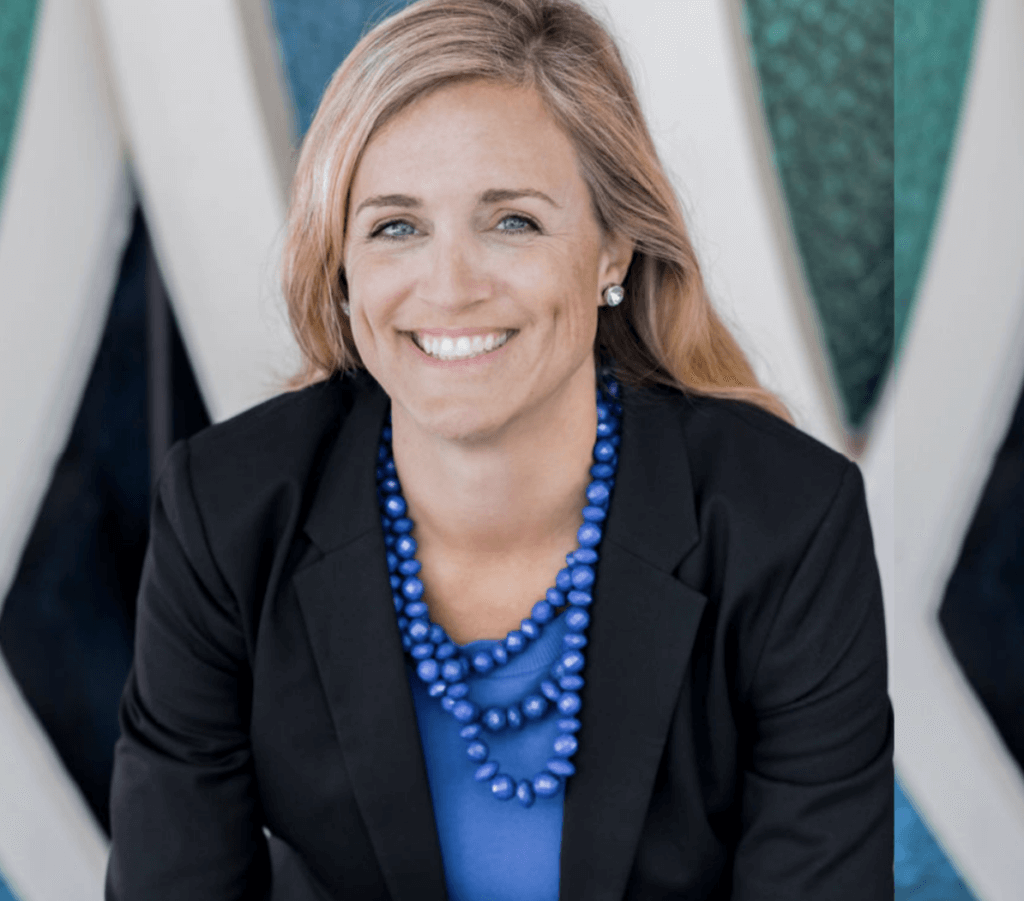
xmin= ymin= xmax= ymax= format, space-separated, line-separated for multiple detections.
xmin=106 ymin=372 xmax=893 ymax=901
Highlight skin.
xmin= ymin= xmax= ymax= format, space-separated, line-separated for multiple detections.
xmin=344 ymin=80 xmax=632 ymax=643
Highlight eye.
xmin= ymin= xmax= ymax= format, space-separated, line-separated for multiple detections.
xmin=372 ymin=220 xmax=417 ymax=239
xmin=495 ymin=214 xmax=539 ymax=233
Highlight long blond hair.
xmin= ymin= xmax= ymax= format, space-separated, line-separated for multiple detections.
xmin=282 ymin=0 xmax=788 ymax=420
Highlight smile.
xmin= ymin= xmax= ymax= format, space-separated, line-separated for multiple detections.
xmin=410 ymin=330 xmax=514 ymax=361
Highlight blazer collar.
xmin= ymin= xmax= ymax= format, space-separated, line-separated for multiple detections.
xmin=295 ymin=377 xmax=707 ymax=901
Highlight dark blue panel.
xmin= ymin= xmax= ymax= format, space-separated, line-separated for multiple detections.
xmin=940 ymin=376 xmax=1024 ymax=772
xmin=269 ymin=0 xmax=414 ymax=136
xmin=0 ymin=210 xmax=209 ymax=832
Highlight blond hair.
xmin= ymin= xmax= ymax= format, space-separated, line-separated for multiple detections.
xmin=282 ymin=0 xmax=788 ymax=420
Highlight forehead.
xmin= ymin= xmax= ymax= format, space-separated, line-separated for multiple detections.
xmin=349 ymin=80 xmax=586 ymax=204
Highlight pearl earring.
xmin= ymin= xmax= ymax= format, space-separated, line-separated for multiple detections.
xmin=602 ymin=285 xmax=625 ymax=307
xmin=341 ymin=302 xmax=351 ymax=317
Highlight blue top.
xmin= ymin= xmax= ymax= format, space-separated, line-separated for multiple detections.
xmin=409 ymin=612 xmax=570 ymax=901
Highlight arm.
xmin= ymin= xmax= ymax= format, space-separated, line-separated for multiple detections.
xmin=732 ymin=463 xmax=893 ymax=900
xmin=106 ymin=441 xmax=270 ymax=900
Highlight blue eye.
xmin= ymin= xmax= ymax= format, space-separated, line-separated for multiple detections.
xmin=496 ymin=215 xmax=537 ymax=232
xmin=374 ymin=220 xmax=417 ymax=239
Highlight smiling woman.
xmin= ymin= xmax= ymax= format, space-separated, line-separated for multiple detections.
xmin=105 ymin=1 xmax=893 ymax=900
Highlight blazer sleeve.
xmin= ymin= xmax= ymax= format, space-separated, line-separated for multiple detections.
xmin=731 ymin=462 xmax=893 ymax=900
xmin=106 ymin=441 xmax=270 ymax=900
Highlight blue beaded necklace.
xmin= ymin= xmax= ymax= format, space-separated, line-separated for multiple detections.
xmin=376 ymin=376 xmax=621 ymax=807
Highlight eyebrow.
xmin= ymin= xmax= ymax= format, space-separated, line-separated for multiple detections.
xmin=354 ymin=188 xmax=560 ymax=216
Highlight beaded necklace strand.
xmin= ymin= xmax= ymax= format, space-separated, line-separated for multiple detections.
xmin=376 ymin=376 xmax=621 ymax=806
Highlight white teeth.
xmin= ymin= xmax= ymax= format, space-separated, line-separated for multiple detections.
xmin=414 ymin=330 xmax=511 ymax=361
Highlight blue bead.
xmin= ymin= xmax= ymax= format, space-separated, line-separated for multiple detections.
xmin=490 ymin=775 xmax=515 ymax=800
xmin=532 ymin=600 xmax=555 ymax=623
xmin=559 ymin=674 xmax=585 ymax=691
xmin=491 ymin=645 xmax=508 ymax=666
xmin=516 ymin=781 xmax=536 ymax=807
xmin=555 ymin=568 xmax=573 ymax=591
xmin=506 ymin=706 xmax=522 ymax=729
xmin=558 ymin=717 xmax=582 ymax=733
xmin=411 ymin=643 xmax=434 ymax=660
xmin=401 ymin=577 xmax=424 ymax=600
xmin=459 ymin=724 xmax=481 ymax=740
xmin=596 ymin=420 xmax=615 ymax=437
xmin=383 ymin=459 xmax=397 ymax=475
xmin=387 ymin=551 xmax=399 ymax=572
xmin=565 ymin=609 xmax=590 ymax=632
xmin=544 ymin=588 xmax=564 ymax=607
xmin=429 ymin=624 xmax=446 ymax=644
xmin=381 ymin=477 xmax=400 ymax=493
xmin=435 ymin=642 xmax=457 ymax=660
xmin=382 ymin=425 xmax=392 ymax=442
xmin=384 ymin=534 xmax=396 ymax=548
xmin=446 ymin=683 xmax=469 ymax=699
xmin=522 ymin=694 xmax=548 ymax=719
xmin=505 ymin=631 xmax=526 ymax=653
xmin=571 ymin=548 xmax=598 ymax=564
xmin=395 ymin=535 xmax=417 ymax=557
xmin=398 ymin=559 xmax=421 ymax=575
xmin=561 ymin=651 xmax=585 ymax=673
xmin=441 ymin=660 xmax=464 ymax=682
xmin=392 ymin=517 xmax=414 ymax=533
xmin=393 ymin=595 xmax=404 ymax=612
xmin=553 ymin=734 xmax=578 ymax=757
xmin=397 ymin=616 xmax=408 ymax=630
xmin=466 ymin=741 xmax=489 ymax=761
xmin=604 ymin=380 xmax=620 ymax=398
xmin=547 ymin=758 xmax=576 ymax=777
xmin=577 ymin=523 xmax=602 ymax=547
xmin=567 ymin=590 xmax=592 ymax=606
xmin=586 ymin=481 xmax=611 ymax=506
xmin=540 ymin=680 xmax=561 ymax=702
xmin=596 ymin=402 xmax=610 ymax=421
xmin=441 ymin=696 xmax=456 ymax=712
xmin=558 ymin=692 xmax=582 ymax=716
xmin=565 ymin=552 xmax=576 ymax=567
xmin=404 ymin=601 xmax=428 ymax=618
xmin=520 ymin=619 xmax=540 ymax=639
xmin=571 ymin=565 xmax=595 ymax=589
xmin=408 ymin=619 xmax=430 ymax=641
xmin=377 ymin=444 xmax=390 ymax=462
xmin=533 ymin=772 xmax=561 ymax=798
xmin=474 ymin=761 xmax=499 ymax=781
xmin=428 ymin=680 xmax=447 ymax=698
xmin=390 ymin=576 xmax=401 ymax=591
xmin=563 ymin=633 xmax=588 ymax=649
xmin=472 ymin=652 xmax=494 ymax=674
xmin=452 ymin=700 xmax=479 ymax=723
xmin=383 ymin=495 xmax=406 ymax=518
xmin=401 ymin=634 xmax=412 ymax=650
xmin=590 ymin=463 xmax=615 ymax=479
xmin=581 ymin=505 xmax=607 ymax=522
xmin=610 ymin=434 xmax=621 ymax=447
xmin=482 ymin=707 xmax=507 ymax=732
xmin=417 ymin=659 xmax=440 ymax=682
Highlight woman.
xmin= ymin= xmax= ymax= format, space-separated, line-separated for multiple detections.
xmin=106 ymin=0 xmax=893 ymax=898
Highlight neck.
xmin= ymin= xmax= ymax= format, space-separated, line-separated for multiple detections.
xmin=390 ymin=364 xmax=598 ymax=557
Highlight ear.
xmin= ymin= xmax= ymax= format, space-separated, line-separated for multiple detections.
xmin=597 ymin=231 xmax=635 ymax=299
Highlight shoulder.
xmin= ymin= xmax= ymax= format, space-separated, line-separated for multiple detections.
xmin=622 ymin=384 xmax=862 ymax=569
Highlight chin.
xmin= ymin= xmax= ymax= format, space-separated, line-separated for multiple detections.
xmin=408 ymin=397 xmax=517 ymax=445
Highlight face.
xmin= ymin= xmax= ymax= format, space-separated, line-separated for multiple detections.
xmin=343 ymin=80 xmax=631 ymax=443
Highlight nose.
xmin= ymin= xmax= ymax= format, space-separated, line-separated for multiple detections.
xmin=416 ymin=230 xmax=492 ymax=311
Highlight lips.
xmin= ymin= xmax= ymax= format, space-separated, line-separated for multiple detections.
xmin=410 ymin=329 xmax=514 ymax=361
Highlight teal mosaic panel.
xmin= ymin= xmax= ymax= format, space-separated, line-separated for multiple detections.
xmin=269 ymin=0 xmax=414 ymax=137
xmin=0 ymin=0 xmax=40 ymax=205
xmin=0 ymin=874 xmax=18 ymax=901
xmin=895 ymin=777 xmax=977 ymax=900
xmin=743 ymin=0 xmax=893 ymax=430
xmin=894 ymin=0 xmax=981 ymax=355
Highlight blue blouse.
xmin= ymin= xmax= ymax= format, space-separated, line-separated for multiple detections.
xmin=408 ymin=612 xmax=570 ymax=901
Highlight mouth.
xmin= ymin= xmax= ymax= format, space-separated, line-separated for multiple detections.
xmin=409 ymin=329 xmax=515 ymax=362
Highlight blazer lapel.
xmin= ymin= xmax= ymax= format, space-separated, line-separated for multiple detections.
xmin=560 ymin=388 xmax=708 ymax=901
xmin=292 ymin=378 xmax=448 ymax=901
